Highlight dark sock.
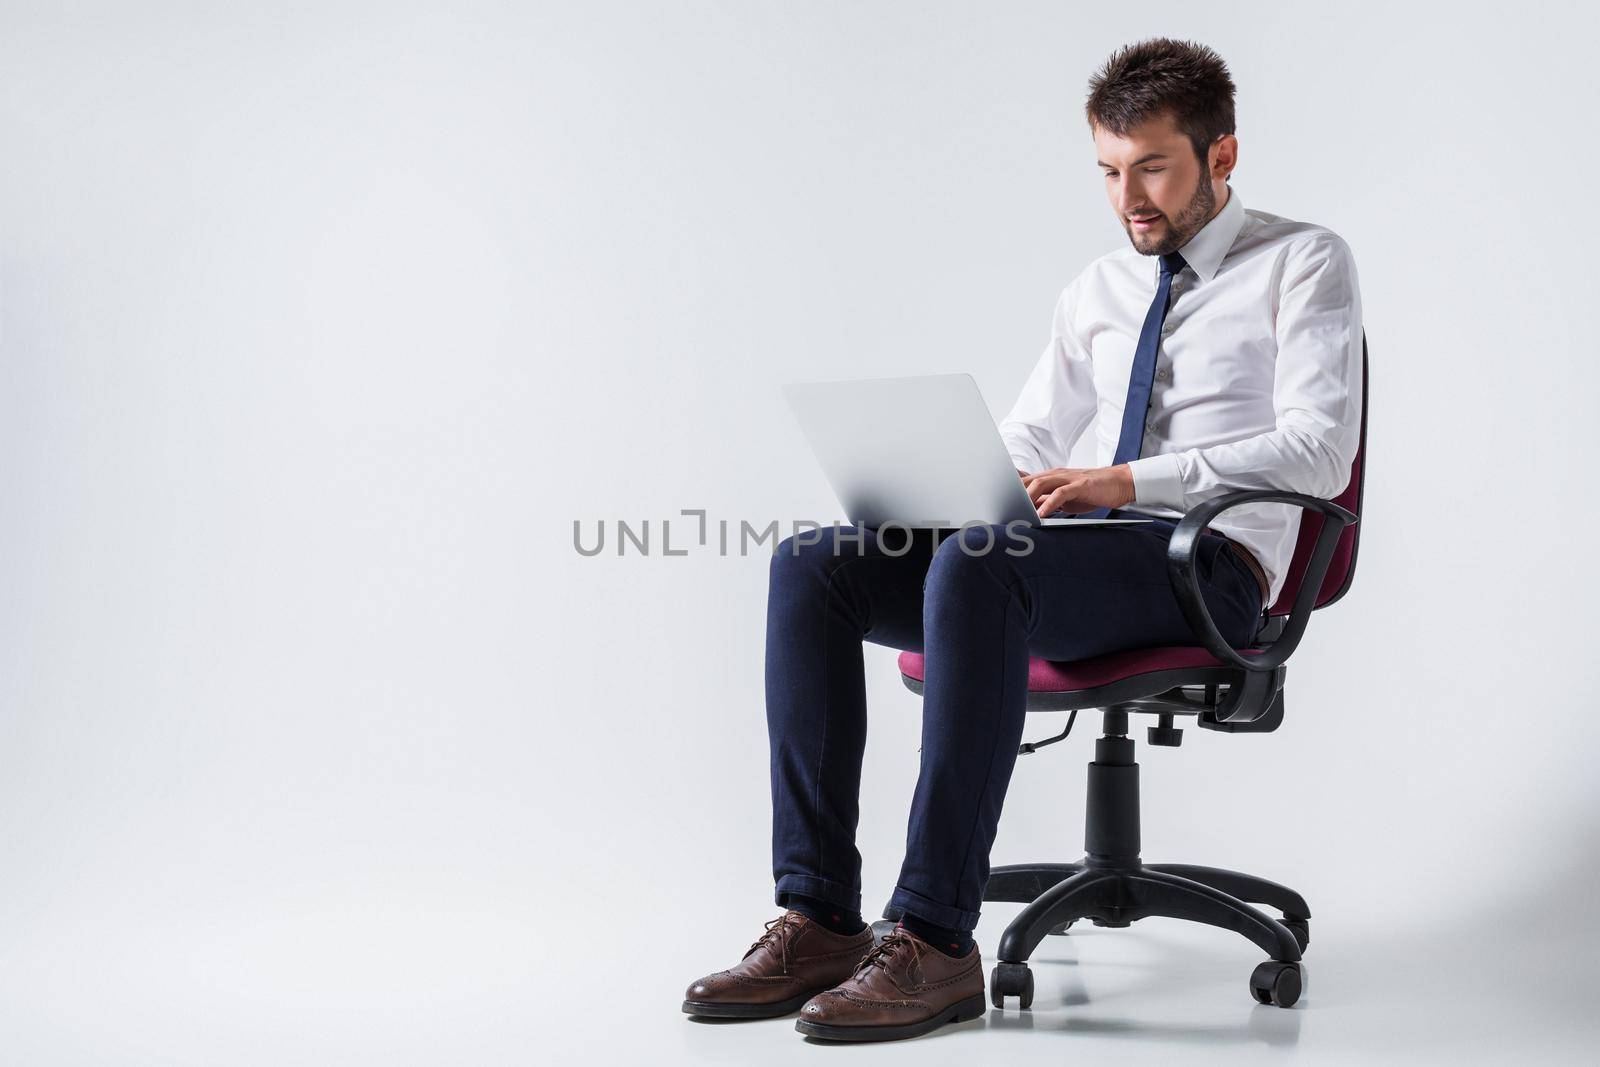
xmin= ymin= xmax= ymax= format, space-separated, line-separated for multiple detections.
xmin=783 ymin=894 xmax=866 ymax=936
xmin=899 ymin=913 xmax=975 ymax=958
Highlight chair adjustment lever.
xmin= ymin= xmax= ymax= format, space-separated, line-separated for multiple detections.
xmin=1019 ymin=710 xmax=1078 ymax=755
xmin=1146 ymin=713 xmax=1184 ymax=747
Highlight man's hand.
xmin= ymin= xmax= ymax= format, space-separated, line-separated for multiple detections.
xmin=1020 ymin=465 xmax=1136 ymax=516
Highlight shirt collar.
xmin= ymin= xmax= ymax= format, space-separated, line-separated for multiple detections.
xmin=1161 ymin=185 xmax=1245 ymax=285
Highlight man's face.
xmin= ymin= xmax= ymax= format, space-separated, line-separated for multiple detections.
xmin=1093 ymin=111 xmax=1229 ymax=256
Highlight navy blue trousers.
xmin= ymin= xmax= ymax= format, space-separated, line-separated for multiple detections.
xmin=765 ymin=515 xmax=1265 ymax=933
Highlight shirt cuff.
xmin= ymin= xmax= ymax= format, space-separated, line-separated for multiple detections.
xmin=1126 ymin=453 xmax=1186 ymax=511
xmin=1000 ymin=435 xmax=1043 ymax=475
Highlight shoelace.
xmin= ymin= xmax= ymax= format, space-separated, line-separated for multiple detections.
xmin=742 ymin=911 xmax=807 ymax=973
xmin=853 ymin=927 xmax=921 ymax=982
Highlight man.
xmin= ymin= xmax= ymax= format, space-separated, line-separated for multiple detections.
xmin=683 ymin=37 xmax=1362 ymax=1042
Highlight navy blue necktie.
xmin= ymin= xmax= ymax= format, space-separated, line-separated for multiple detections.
xmin=1078 ymin=250 xmax=1187 ymax=519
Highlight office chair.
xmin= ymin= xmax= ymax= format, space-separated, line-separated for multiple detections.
xmin=888 ymin=339 xmax=1367 ymax=1010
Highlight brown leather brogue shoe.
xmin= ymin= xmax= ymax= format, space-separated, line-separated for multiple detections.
xmin=795 ymin=924 xmax=986 ymax=1042
xmin=682 ymin=910 xmax=874 ymax=1019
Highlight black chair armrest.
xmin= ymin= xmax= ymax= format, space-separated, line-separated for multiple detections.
xmin=1165 ymin=490 xmax=1358 ymax=672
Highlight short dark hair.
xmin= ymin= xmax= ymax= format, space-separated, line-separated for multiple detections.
xmin=1085 ymin=38 xmax=1236 ymax=165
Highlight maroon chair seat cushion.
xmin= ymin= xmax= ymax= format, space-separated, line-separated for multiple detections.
xmin=897 ymin=647 xmax=1260 ymax=695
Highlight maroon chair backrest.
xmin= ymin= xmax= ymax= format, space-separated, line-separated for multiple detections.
xmin=1266 ymin=336 xmax=1368 ymax=617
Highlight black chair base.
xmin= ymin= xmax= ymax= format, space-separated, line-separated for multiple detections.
xmin=882 ymin=710 xmax=1312 ymax=1009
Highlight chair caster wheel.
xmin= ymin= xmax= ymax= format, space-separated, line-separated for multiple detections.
xmin=990 ymin=962 xmax=1034 ymax=1010
xmin=1250 ymin=960 xmax=1304 ymax=1007
xmin=1282 ymin=917 xmax=1309 ymax=953
xmin=1047 ymin=919 xmax=1075 ymax=935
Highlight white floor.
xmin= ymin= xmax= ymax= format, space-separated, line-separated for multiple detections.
xmin=654 ymin=906 xmax=1595 ymax=1067
xmin=0 ymin=857 xmax=1593 ymax=1065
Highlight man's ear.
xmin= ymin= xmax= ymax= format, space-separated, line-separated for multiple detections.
xmin=1210 ymin=134 xmax=1238 ymax=183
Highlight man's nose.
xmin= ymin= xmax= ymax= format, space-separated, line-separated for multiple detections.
xmin=1116 ymin=175 xmax=1147 ymax=217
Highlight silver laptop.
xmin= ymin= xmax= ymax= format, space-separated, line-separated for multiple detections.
xmin=782 ymin=373 xmax=1153 ymax=530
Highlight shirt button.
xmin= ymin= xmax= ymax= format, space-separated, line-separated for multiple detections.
xmin=1156 ymin=367 xmax=1171 ymax=381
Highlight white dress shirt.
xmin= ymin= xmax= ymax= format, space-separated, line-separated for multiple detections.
xmin=999 ymin=187 xmax=1364 ymax=607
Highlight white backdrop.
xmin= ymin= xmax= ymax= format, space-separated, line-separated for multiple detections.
xmin=3 ymin=2 xmax=1597 ymax=1063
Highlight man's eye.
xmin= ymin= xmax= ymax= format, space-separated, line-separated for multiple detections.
xmin=1145 ymin=168 xmax=1166 ymax=174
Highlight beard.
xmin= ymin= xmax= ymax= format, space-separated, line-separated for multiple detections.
xmin=1127 ymin=171 xmax=1217 ymax=256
